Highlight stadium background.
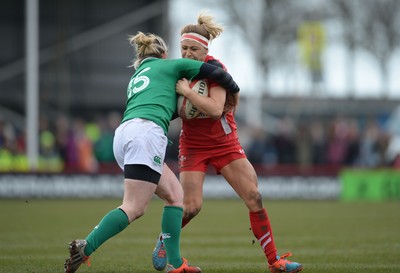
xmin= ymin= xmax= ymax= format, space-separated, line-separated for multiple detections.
xmin=1 ymin=1 xmax=400 ymax=273
xmin=0 ymin=0 xmax=400 ymax=201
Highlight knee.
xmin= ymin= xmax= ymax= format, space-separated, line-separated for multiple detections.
xmin=135 ymin=208 xmax=146 ymax=219
xmin=120 ymin=206 xmax=146 ymax=223
xmin=131 ymin=209 xmax=146 ymax=222
xmin=163 ymin=189 xmax=184 ymax=207
xmin=246 ymin=190 xmax=263 ymax=211
xmin=183 ymin=205 xmax=201 ymax=221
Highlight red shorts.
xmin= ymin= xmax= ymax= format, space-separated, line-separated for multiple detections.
xmin=178 ymin=143 xmax=247 ymax=174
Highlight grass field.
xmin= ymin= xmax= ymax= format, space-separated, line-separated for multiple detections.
xmin=0 ymin=198 xmax=399 ymax=273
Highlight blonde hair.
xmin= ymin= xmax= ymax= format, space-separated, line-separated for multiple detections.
xmin=180 ymin=10 xmax=224 ymax=43
xmin=128 ymin=31 xmax=168 ymax=68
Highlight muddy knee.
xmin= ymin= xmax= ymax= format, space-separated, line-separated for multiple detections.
xmin=247 ymin=191 xmax=263 ymax=210
xmin=183 ymin=207 xmax=201 ymax=221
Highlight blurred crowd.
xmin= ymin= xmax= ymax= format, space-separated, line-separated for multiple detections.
xmin=0 ymin=112 xmax=122 ymax=173
xmin=0 ymin=112 xmax=399 ymax=173
xmin=243 ymin=117 xmax=400 ymax=169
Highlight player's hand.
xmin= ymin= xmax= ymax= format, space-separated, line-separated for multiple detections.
xmin=176 ymin=78 xmax=191 ymax=96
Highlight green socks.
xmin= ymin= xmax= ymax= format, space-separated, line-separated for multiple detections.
xmin=162 ymin=206 xmax=184 ymax=268
xmin=84 ymin=208 xmax=129 ymax=256
xmin=82 ymin=205 xmax=184 ymax=269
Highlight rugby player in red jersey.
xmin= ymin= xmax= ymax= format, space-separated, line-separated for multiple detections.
xmin=152 ymin=11 xmax=303 ymax=273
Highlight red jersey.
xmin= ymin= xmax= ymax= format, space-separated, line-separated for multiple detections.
xmin=179 ymin=55 xmax=240 ymax=150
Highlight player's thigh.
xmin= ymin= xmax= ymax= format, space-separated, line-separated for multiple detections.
xmin=120 ymin=178 xmax=158 ymax=222
xmin=220 ymin=158 xmax=259 ymax=199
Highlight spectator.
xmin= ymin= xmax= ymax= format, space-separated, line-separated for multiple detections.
xmin=357 ymin=120 xmax=381 ymax=167
xmin=55 ymin=115 xmax=78 ymax=172
xmin=72 ymin=118 xmax=98 ymax=173
xmin=274 ymin=117 xmax=296 ymax=164
xmin=344 ymin=119 xmax=360 ymax=166
xmin=94 ymin=112 xmax=122 ymax=163
xmin=247 ymin=127 xmax=268 ymax=165
xmin=295 ymin=122 xmax=312 ymax=167
xmin=310 ymin=120 xmax=326 ymax=165
xmin=326 ymin=117 xmax=350 ymax=165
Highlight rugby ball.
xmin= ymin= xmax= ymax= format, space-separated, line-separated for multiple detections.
xmin=177 ymin=79 xmax=208 ymax=120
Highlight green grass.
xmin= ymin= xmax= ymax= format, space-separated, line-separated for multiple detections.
xmin=0 ymin=198 xmax=399 ymax=273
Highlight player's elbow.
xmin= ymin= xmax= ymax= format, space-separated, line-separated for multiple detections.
xmin=209 ymin=113 xmax=222 ymax=120
xmin=207 ymin=108 xmax=223 ymax=120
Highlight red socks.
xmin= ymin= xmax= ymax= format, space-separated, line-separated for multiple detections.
xmin=249 ymin=208 xmax=278 ymax=265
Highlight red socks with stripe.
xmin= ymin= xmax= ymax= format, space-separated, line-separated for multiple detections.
xmin=249 ymin=208 xmax=278 ymax=265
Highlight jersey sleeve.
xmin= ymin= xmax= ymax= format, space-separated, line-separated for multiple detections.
xmin=175 ymin=58 xmax=240 ymax=94
xmin=194 ymin=62 xmax=240 ymax=94
xmin=206 ymin=59 xmax=224 ymax=89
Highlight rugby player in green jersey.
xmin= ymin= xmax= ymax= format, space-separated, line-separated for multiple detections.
xmin=63 ymin=31 xmax=239 ymax=273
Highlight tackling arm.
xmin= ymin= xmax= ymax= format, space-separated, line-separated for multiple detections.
xmin=194 ymin=63 xmax=240 ymax=94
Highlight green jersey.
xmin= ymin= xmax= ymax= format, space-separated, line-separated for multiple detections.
xmin=121 ymin=57 xmax=205 ymax=134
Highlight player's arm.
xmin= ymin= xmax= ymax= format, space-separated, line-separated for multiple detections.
xmin=206 ymin=59 xmax=239 ymax=113
xmin=176 ymin=78 xmax=225 ymax=120
xmin=194 ymin=63 xmax=240 ymax=94
xmin=207 ymin=59 xmax=224 ymax=68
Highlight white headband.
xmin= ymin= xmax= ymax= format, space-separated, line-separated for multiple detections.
xmin=181 ymin=32 xmax=209 ymax=48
